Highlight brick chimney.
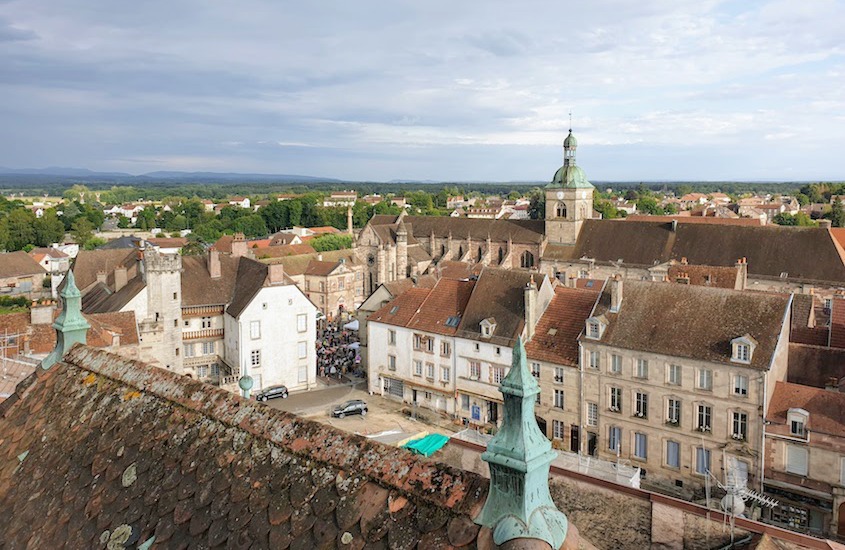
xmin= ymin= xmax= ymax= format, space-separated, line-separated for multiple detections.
xmin=676 ymin=272 xmax=690 ymax=284
xmin=231 ymin=233 xmax=248 ymax=259
xmin=114 ymin=266 xmax=128 ymax=292
xmin=96 ymin=270 xmax=107 ymax=284
xmin=30 ymin=300 xmax=56 ymax=325
xmin=825 ymin=377 xmax=841 ymax=392
xmin=610 ymin=274 xmax=623 ymax=312
xmin=208 ymin=248 xmax=221 ymax=279
xmin=734 ymin=258 xmax=748 ymax=290
xmin=268 ymin=262 xmax=285 ymax=285
xmin=524 ymin=275 xmax=538 ymax=340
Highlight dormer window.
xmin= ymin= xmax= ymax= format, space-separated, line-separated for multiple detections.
xmin=585 ymin=316 xmax=606 ymax=340
xmin=731 ymin=334 xmax=757 ymax=364
xmin=787 ymin=408 xmax=808 ymax=437
xmin=480 ymin=317 xmax=497 ymax=339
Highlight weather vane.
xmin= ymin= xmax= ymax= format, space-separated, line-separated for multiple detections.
xmin=568 ymin=110 xmax=572 ymax=132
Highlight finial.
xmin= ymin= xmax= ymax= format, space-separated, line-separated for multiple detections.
xmin=41 ymin=269 xmax=90 ymax=370
xmin=568 ymin=110 xmax=572 ymax=133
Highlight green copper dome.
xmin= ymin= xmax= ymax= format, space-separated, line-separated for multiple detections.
xmin=549 ymin=164 xmax=592 ymax=189
xmin=563 ymin=130 xmax=577 ymax=148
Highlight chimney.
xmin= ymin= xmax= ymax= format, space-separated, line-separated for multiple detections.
xmin=268 ymin=262 xmax=285 ymax=285
xmin=347 ymin=205 xmax=354 ymax=236
xmin=231 ymin=233 xmax=248 ymax=259
xmin=30 ymin=300 xmax=56 ymax=325
xmin=208 ymin=249 xmax=221 ymax=279
xmin=819 ymin=219 xmax=832 ymax=229
xmin=680 ymin=257 xmax=688 ymax=265
xmin=825 ymin=377 xmax=840 ymax=392
xmin=610 ymin=274 xmax=623 ymax=312
xmin=317 ymin=253 xmax=323 ymax=261
xmin=524 ymin=275 xmax=538 ymax=340
xmin=734 ymin=258 xmax=748 ymax=290
xmin=114 ymin=266 xmax=128 ymax=292
xmin=96 ymin=270 xmax=107 ymax=284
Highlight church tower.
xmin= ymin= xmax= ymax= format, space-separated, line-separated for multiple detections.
xmin=545 ymin=129 xmax=593 ymax=245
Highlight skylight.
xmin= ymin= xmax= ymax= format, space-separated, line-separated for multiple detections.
xmin=445 ymin=316 xmax=461 ymax=327
xmin=389 ymin=306 xmax=399 ymax=315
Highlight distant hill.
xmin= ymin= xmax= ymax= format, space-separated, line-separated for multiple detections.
xmin=0 ymin=167 xmax=344 ymax=185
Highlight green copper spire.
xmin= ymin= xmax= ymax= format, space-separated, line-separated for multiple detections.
xmin=42 ymin=269 xmax=90 ymax=369
xmin=475 ymin=337 xmax=568 ymax=548
xmin=546 ymin=129 xmax=593 ymax=190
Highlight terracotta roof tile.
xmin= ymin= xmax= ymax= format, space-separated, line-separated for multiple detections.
xmin=626 ymin=215 xmax=763 ymax=227
xmin=71 ymin=249 xmax=137 ymax=291
xmin=766 ymin=381 xmax=845 ymax=438
xmin=369 ymin=215 xmax=545 ymax=244
xmin=667 ymin=264 xmax=740 ymax=289
xmin=787 ymin=343 xmax=845 ymax=390
xmin=406 ymin=279 xmax=476 ymax=336
xmin=180 ymin=254 xmax=240 ymax=307
xmin=304 ymin=260 xmax=342 ymax=277
xmin=526 ymin=287 xmax=600 ymax=366
xmin=370 ymin=288 xmax=432 ymax=327
xmin=457 ymin=267 xmax=534 ymax=343
xmin=0 ymin=251 xmax=46 ymax=278
xmin=829 ymin=298 xmax=845 ymax=349
xmin=0 ymin=346 xmax=489 ymax=546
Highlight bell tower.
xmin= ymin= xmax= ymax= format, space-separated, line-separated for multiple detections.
xmin=545 ymin=129 xmax=593 ymax=245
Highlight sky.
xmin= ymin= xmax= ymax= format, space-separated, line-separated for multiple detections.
xmin=0 ymin=0 xmax=843 ymax=182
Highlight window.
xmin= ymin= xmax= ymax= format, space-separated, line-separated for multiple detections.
xmin=174 ymin=320 xmax=178 ymax=327
xmin=441 ymin=341 xmax=451 ymax=357
xmin=338 ymin=278 xmax=344 ymax=290
xmin=667 ymin=398 xmax=681 ymax=424
xmin=666 ymin=441 xmax=680 ymax=468
xmin=587 ymin=402 xmax=598 ymax=426
xmin=668 ymin=364 xmax=682 ymax=385
xmin=697 ymin=369 xmax=713 ymax=391
xmin=554 ymin=389 xmax=565 ymax=409
xmin=197 ymin=365 xmax=208 ymax=378
xmin=786 ymin=445 xmax=809 ymax=476
xmin=554 ymin=367 xmax=564 ymax=384
xmin=695 ymin=447 xmax=711 ymax=475
xmin=173 ymin=292 xmax=177 ymax=300
xmin=297 ymin=314 xmax=307 ymax=333
xmin=319 ymin=282 xmax=324 ymax=292
xmin=636 ymin=359 xmax=648 ymax=379
xmin=635 ymin=392 xmax=648 ymax=418
xmin=588 ymin=322 xmax=600 ymax=338
xmin=610 ymin=354 xmax=622 ymax=374
xmin=297 ymin=341 xmax=307 ymax=359
xmin=413 ymin=334 xmax=423 ymax=350
xmin=183 ymin=343 xmax=195 ymax=357
xmin=634 ymin=433 xmax=648 ymax=460
xmin=201 ymin=316 xmax=212 ymax=329
xmin=461 ymin=394 xmax=470 ymax=410
xmin=732 ymin=411 xmax=748 ymax=441
xmin=492 ymin=367 xmax=505 ymax=384
xmin=589 ymin=351 xmax=600 ymax=369
xmin=734 ymin=375 xmax=748 ymax=396
xmin=553 ymin=420 xmax=565 ymax=440
xmin=426 ymin=338 xmax=435 ymax=353
xmin=474 ymin=343 xmax=480 ymax=352
xmin=388 ymin=329 xmax=396 ymax=345
xmin=413 ymin=360 xmax=422 ymax=376
xmin=791 ymin=418 xmax=805 ymax=437
xmin=840 ymin=457 xmax=845 ymax=486
xmin=469 ymin=361 xmax=481 ymax=379
xmin=531 ymin=362 xmax=540 ymax=379
xmin=697 ymin=404 xmax=712 ymax=432
xmin=388 ymin=355 xmax=397 ymax=371
xmin=201 ymin=341 xmax=215 ymax=355
xmin=426 ymin=363 xmax=435 ymax=380
xmin=298 ymin=365 xmax=307 ymax=383
xmin=608 ymin=426 xmax=621 ymax=452
xmin=250 ymin=350 xmax=261 ymax=367
xmin=250 ymin=320 xmax=261 ymax=339
xmin=441 ymin=366 xmax=450 ymax=382
xmin=609 ymin=387 xmax=621 ymax=412
xmin=736 ymin=343 xmax=750 ymax=362
xmin=495 ymin=347 xmax=501 ymax=356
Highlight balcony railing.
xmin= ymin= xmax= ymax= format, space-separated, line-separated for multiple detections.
xmin=181 ymin=305 xmax=225 ymax=318
xmin=183 ymin=328 xmax=224 ymax=341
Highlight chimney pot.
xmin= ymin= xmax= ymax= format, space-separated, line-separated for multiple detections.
xmin=610 ymin=274 xmax=623 ymax=312
xmin=268 ymin=262 xmax=285 ymax=285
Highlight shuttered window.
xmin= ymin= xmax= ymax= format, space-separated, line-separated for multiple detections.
xmin=786 ymin=445 xmax=809 ymax=476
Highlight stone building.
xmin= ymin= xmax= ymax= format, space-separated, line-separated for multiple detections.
xmin=0 ymin=251 xmax=47 ymax=298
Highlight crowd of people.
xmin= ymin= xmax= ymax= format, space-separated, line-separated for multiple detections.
xmin=316 ymin=324 xmax=362 ymax=380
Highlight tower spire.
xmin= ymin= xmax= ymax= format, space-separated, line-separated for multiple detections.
xmin=475 ymin=336 xmax=569 ymax=548
xmin=41 ymin=270 xmax=90 ymax=370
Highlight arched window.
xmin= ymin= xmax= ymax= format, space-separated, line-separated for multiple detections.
xmin=498 ymin=247 xmax=504 ymax=264
xmin=520 ymin=251 xmax=535 ymax=268
xmin=477 ymin=246 xmax=483 ymax=263
xmin=556 ymin=203 xmax=567 ymax=218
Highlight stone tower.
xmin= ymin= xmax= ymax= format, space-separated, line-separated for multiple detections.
xmin=475 ymin=336 xmax=569 ymax=547
xmin=545 ymin=129 xmax=593 ymax=245
xmin=140 ymin=247 xmax=184 ymax=373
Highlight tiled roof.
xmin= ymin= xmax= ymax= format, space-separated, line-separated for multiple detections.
xmin=81 ymin=276 xmax=145 ymax=314
xmin=180 ymin=254 xmax=240 ymax=307
xmin=588 ymin=280 xmax=790 ymax=370
xmin=71 ymin=249 xmax=137 ymax=291
xmin=572 ymin=220 xmax=845 ymax=283
xmin=666 ymin=264 xmax=740 ymax=289
xmin=368 ymin=215 xmax=545 ymax=244
xmin=0 ymin=346 xmax=490 ymax=547
xmin=381 ymin=275 xmax=438 ymax=297
xmin=226 ymin=258 xmax=271 ymax=318
xmin=438 ymin=261 xmax=484 ymax=280
xmin=304 ymin=260 xmax=342 ymax=277
xmin=789 ymin=294 xmax=829 ymax=346
xmin=457 ymin=268 xmax=535 ymax=343
xmin=525 ymin=287 xmax=600 ymax=366
xmin=0 ymin=310 xmax=138 ymax=356
xmin=370 ymin=288 xmax=432 ymax=328
xmin=147 ymin=237 xmax=188 ymax=248
xmin=253 ymin=244 xmax=318 ymax=260
xmin=406 ymin=279 xmax=476 ymax=336
xmin=828 ymin=298 xmax=845 ymax=349
xmin=28 ymin=247 xmax=68 ymax=259
xmin=787 ymin=344 xmax=845 ymax=390
xmin=625 ymin=215 xmax=763 ymax=226
xmin=0 ymin=251 xmax=46 ymax=279
xmin=766 ymin=381 xmax=845 ymax=438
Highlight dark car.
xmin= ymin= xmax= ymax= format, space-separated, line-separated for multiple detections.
xmin=331 ymin=399 xmax=367 ymax=418
xmin=255 ymin=385 xmax=289 ymax=401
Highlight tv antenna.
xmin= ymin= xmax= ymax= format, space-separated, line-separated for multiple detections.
xmin=708 ymin=452 xmax=778 ymax=546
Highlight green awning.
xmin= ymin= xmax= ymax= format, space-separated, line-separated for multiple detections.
xmin=402 ymin=433 xmax=450 ymax=457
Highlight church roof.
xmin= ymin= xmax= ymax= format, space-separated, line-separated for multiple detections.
xmin=368 ymin=215 xmax=544 ymax=244
xmin=0 ymin=346 xmax=491 ymax=547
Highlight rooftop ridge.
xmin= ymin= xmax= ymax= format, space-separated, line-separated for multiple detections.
xmin=43 ymin=345 xmax=487 ymax=514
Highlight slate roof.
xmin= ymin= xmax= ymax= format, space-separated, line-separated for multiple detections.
xmin=457 ymin=268 xmax=535 ymax=344
xmin=0 ymin=345 xmax=490 ymax=548
xmin=570 ymin=220 xmax=845 ymax=283
xmin=0 ymin=251 xmax=46 ymax=279
xmin=766 ymin=381 xmax=845 ymax=438
xmin=180 ymin=254 xmax=241 ymax=307
xmin=587 ymin=280 xmax=790 ymax=370
xmin=97 ymin=235 xmax=149 ymax=250
xmin=226 ymin=258 xmax=273 ymax=318
xmin=787 ymin=344 xmax=845 ymax=391
xmin=368 ymin=215 xmax=545 ymax=244
xmin=525 ymin=286 xmax=601 ymax=367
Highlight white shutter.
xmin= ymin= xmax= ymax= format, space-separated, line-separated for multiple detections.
xmin=786 ymin=445 xmax=809 ymax=476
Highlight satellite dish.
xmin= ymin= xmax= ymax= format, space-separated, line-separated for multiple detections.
xmin=720 ymin=494 xmax=746 ymax=517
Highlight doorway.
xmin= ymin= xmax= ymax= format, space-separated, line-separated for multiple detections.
xmin=570 ymin=425 xmax=580 ymax=453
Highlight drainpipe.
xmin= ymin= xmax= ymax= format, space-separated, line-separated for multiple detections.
xmin=578 ymin=340 xmax=585 ymax=455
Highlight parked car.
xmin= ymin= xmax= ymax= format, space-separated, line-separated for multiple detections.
xmin=255 ymin=385 xmax=289 ymax=401
xmin=330 ymin=399 xmax=367 ymax=418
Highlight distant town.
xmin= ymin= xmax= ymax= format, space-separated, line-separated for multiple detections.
xmin=2 ymin=135 xmax=845 ymax=547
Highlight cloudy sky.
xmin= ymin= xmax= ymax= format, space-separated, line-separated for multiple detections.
xmin=1 ymin=1 xmax=843 ymax=182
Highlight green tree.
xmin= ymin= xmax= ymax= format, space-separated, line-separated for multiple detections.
xmin=230 ymin=214 xmax=267 ymax=238
xmin=636 ymin=196 xmax=664 ymax=215
xmin=135 ymin=208 xmax=157 ymax=230
xmin=527 ymin=188 xmax=545 ymax=219
xmin=288 ymin=200 xmax=303 ymax=226
xmin=5 ymin=208 xmax=36 ymax=250
xmin=259 ymin=200 xmax=290 ymax=232
xmin=117 ymin=215 xmax=131 ymax=228
xmin=71 ymin=217 xmax=95 ymax=247
xmin=83 ymin=237 xmax=107 ymax=250
xmin=830 ymin=199 xmax=845 ymax=227
xmin=310 ymin=233 xmax=353 ymax=252
xmin=33 ymin=210 xmax=66 ymax=246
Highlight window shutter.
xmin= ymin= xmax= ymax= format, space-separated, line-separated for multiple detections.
xmin=786 ymin=445 xmax=809 ymax=476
